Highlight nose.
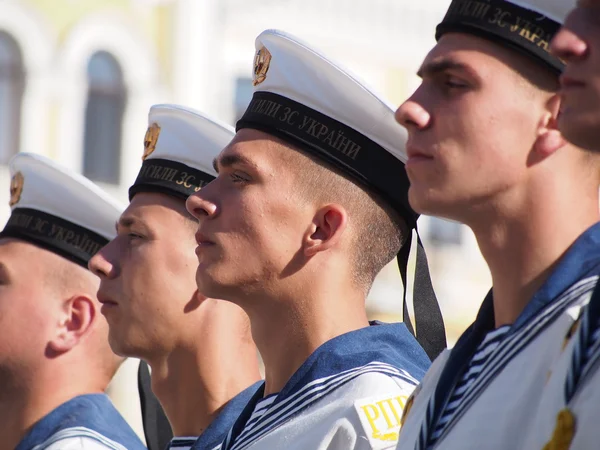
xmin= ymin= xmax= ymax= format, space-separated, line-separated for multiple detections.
xmin=88 ymin=243 xmax=118 ymax=279
xmin=186 ymin=189 xmax=218 ymax=222
xmin=395 ymin=97 xmax=432 ymax=131
xmin=551 ymin=25 xmax=588 ymax=62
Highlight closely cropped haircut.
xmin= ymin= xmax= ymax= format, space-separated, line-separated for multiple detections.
xmin=276 ymin=138 xmax=409 ymax=293
xmin=497 ymin=41 xmax=560 ymax=94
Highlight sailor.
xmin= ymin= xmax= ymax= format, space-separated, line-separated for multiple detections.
xmin=522 ymin=4 xmax=600 ymax=448
xmin=186 ymin=29 xmax=445 ymax=450
xmin=0 ymin=153 xmax=145 ymax=450
xmin=88 ymin=105 xmax=263 ymax=450
xmin=394 ymin=0 xmax=600 ymax=448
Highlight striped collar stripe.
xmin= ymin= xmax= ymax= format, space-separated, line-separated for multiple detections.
xmin=430 ymin=326 xmax=510 ymax=442
xmin=565 ymin=297 xmax=600 ymax=403
xmin=582 ymin=332 xmax=600 ymax=383
xmin=31 ymin=427 xmax=127 ymax=450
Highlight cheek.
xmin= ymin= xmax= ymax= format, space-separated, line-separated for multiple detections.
xmin=0 ymin=290 xmax=53 ymax=356
xmin=226 ymin=200 xmax=303 ymax=270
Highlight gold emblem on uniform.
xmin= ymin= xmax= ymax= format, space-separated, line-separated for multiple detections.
xmin=253 ymin=47 xmax=272 ymax=86
xmin=143 ymin=123 xmax=161 ymax=160
xmin=543 ymin=408 xmax=576 ymax=450
xmin=9 ymin=171 xmax=24 ymax=207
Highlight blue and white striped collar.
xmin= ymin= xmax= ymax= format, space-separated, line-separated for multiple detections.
xmin=15 ymin=394 xmax=145 ymax=450
xmin=221 ymin=321 xmax=430 ymax=450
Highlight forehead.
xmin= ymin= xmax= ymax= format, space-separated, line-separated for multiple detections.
xmin=0 ymin=237 xmax=50 ymax=270
xmin=218 ymin=128 xmax=294 ymax=168
xmin=424 ymin=32 xmax=522 ymax=76
xmin=124 ymin=192 xmax=190 ymax=225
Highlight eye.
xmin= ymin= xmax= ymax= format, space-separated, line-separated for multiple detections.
xmin=444 ymin=76 xmax=468 ymax=89
xmin=127 ymin=232 xmax=144 ymax=239
xmin=230 ymin=172 xmax=250 ymax=183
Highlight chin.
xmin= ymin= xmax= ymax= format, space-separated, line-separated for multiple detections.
xmin=408 ymin=186 xmax=446 ymax=216
xmin=195 ymin=268 xmax=251 ymax=307
xmin=409 ymin=187 xmax=469 ymax=224
xmin=195 ymin=267 xmax=227 ymax=300
xmin=108 ymin=329 xmax=140 ymax=358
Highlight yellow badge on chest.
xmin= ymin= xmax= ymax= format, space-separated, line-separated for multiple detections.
xmin=9 ymin=171 xmax=24 ymax=207
xmin=543 ymin=408 xmax=576 ymax=450
xmin=143 ymin=123 xmax=161 ymax=160
xmin=354 ymin=389 xmax=414 ymax=449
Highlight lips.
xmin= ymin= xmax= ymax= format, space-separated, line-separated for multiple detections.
xmin=97 ymin=292 xmax=118 ymax=307
xmin=406 ymin=145 xmax=434 ymax=165
xmin=195 ymin=231 xmax=215 ymax=247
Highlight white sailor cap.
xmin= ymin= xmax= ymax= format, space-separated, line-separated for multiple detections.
xmin=129 ymin=104 xmax=235 ymax=201
xmin=436 ymin=0 xmax=575 ymax=74
xmin=0 ymin=153 xmax=124 ymax=267
xmin=237 ymin=29 xmax=417 ymax=229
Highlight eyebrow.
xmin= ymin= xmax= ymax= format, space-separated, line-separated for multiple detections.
xmin=212 ymin=153 xmax=257 ymax=174
xmin=417 ymin=59 xmax=478 ymax=79
xmin=115 ymin=216 xmax=138 ymax=232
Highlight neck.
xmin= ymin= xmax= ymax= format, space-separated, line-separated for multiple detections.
xmin=0 ymin=364 xmax=104 ymax=450
xmin=467 ymin=177 xmax=599 ymax=327
xmin=244 ymin=271 xmax=369 ymax=396
xmin=149 ymin=326 xmax=260 ymax=437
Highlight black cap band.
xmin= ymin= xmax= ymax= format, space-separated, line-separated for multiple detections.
xmin=129 ymin=158 xmax=215 ymax=201
xmin=0 ymin=208 xmax=108 ymax=267
xmin=436 ymin=0 xmax=564 ymax=74
xmin=237 ymin=91 xmax=417 ymax=228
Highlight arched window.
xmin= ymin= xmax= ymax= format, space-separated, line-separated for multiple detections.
xmin=82 ymin=51 xmax=126 ymax=184
xmin=0 ymin=31 xmax=25 ymax=164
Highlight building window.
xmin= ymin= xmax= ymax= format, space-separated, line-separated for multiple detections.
xmin=83 ymin=51 xmax=126 ymax=184
xmin=428 ymin=217 xmax=463 ymax=246
xmin=0 ymin=31 xmax=25 ymax=164
xmin=233 ymin=77 xmax=254 ymax=123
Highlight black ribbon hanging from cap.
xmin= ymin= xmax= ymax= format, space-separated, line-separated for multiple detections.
xmin=138 ymin=361 xmax=173 ymax=450
xmin=398 ymin=230 xmax=447 ymax=361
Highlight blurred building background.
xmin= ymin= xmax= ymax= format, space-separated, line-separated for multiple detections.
xmin=0 ymin=0 xmax=492 ymax=442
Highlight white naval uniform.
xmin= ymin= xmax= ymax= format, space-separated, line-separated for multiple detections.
xmin=396 ymin=223 xmax=600 ymax=450
xmin=523 ymin=280 xmax=600 ymax=449
xmin=220 ymin=322 xmax=431 ymax=450
xmin=15 ymin=394 xmax=145 ymax=450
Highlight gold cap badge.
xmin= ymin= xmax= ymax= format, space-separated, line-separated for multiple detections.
xmin=253 ymin=47 xmax=272 ymax=86
xmin=143 ymin=123 xmax=161 ymax=160
xmin=9 ymin=171 xmax=24 ymax=207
